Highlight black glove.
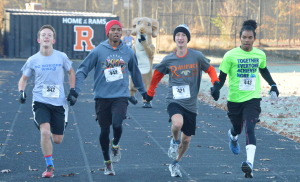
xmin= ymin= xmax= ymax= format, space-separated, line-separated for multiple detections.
xmin=18 ymin=90 xmax=26 ymax=104
xmin=145 ymin=93 xmax=153 ymax=102
xmin=138 ymin=34 xmax=146 ymax=43
xmin=210 ymin=81 xmax=221 ymax=101
xmin=270 ymin=84 xmax=279 ymax=97
xmin=67 ymin=88 xmax=78 ymax=106
xmin=141 ymin=92 xmax=147 ymax=100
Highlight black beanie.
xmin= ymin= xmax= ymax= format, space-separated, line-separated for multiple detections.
xmin=173 ymin=24 xmax=191 ymax=42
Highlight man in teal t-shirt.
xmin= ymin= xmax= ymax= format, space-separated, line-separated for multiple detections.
xmin=210 ymin=20 xmax=279 ymax=179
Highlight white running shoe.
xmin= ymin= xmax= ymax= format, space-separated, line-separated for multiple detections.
xmin=104 ymin=161 xmax=115 ymax=176
xmin=168 ymin=139 xmax=179 ymax=160
xmin=110 ymin=139 xmax=121 ymax=163
xmin=169 ymin=163 xmax=182 ymax=177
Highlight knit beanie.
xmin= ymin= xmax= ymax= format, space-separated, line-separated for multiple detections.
xmin=173 ymin=24 xmax=190 ymax=42
xmin=105 ymin=20 xmax=122 ymax=36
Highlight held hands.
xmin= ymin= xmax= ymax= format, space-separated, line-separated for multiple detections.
xmin=142 ymin=92 xmax=153 ymax=102
xmin=138 ymin=34 xmax=146 ymax=43
xmin=210 ymin=81 xmax=221 ymax=101
xmin=18 ymin=90 xmax=26 ymax=104
xmin=67 ymin=88 xmax=78 ymax=106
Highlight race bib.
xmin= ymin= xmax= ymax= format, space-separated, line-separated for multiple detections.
xmin=104 ymin=67 xmax=123 ymax=82
xmin=239 ymin=78 xmax=256 ymax=91
xmin=172 ymin=85 xmax=191 ymax=99
xmin=42 ymin=84 xmax=60 ymax=98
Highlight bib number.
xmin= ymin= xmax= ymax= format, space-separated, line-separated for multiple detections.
xmin=172 ymin=85 xmax=191 ymax=99
xmin=42 ymin=84 xmax=60 ymax=98
xmin=104 ymin=67 xmax=123 ymax=82
xmin=239 ymin=78 xmax=256 ymax=91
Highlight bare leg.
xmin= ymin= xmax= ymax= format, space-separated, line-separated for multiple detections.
xmin=171 ymin=114 xmax=183 ymax=141
xmin=40 ymin=123 xmax=53 ymax=156
xmin=177 ymin=133 xmax=191 ymax=161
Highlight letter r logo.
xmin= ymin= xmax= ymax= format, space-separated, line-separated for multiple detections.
xmin=74 ymin=26 xmax=95 ymax=51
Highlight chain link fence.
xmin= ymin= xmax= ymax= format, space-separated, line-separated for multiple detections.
xmin=112 ymin=0 xmax=300 ymax=52
xmin=2 ymin=0 xmax=300 ymax=55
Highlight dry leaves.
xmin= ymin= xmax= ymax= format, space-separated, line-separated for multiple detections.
xmin=28 ymin=166 xmax=38 ymax=171
xmin=260 ymin=158 xmax=271 ymax=161
xmin=61 ymin=173 xmax=76 ymax=177
xmin=1 ymin=169 xmax=11 ymax=173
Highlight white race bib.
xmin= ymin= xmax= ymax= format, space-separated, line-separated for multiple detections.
xmin=42 ymin=84 xmax=60 ymax=98
xmin=172 ymin=85 xmax=191 ymax=99
xmin=239 ymin=78 xmax=256 ymax=91
xmin=104 ymin=67 xmax=123 ymax=82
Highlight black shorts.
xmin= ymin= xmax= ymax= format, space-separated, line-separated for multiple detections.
xmin=167 ymin=102 xmax=197 ymax=136
xmin=32 ymin=101 xmax=68 ymax=135
xmin=95 ymin=97 xmax=128 ymax=128
xmin=227 ymin=98 xmax=261 ymax=124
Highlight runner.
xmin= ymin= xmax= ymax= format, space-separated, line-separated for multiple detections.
xmin=18 ymin=24 xmax=76 ymax=178
xmin=210 ymin=19 xmax=279 ymax=178
xmin=123 ymin=30 xmax=134 ymax=49
xmin=74 ymin=20 xmax=146 ymax=176
xmin=145 ymin=24 xmax=219 ymax=177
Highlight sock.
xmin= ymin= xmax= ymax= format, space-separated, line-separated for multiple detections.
xmin=229 ymin=130 xmax=238 ymax=141
xmin=172 ymin=160 xmax=178 ymax=165
xmin=112 ymin=138 xmax=119 ymax=148
xmin=44 ymin=155 xmax=54 ymax=167
xmin=104 ymin=160 xmax=111 ymax=164
xmin=246 ymin=144 xmax=256 ymax=166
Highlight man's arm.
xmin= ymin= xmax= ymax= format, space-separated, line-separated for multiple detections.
xmin=67 ymin=68 xmax=78 ymax=106
xmin=18 ymin=75 xmax=29 ymax=92
xmin=204 ymin=65 xmax=220 ymax=85
xmin=259 ymin=67 xmax=279 ymax=96
xmin=259 ymin=67 xmax=276 ymax=86
xmin=147 ymin=69 xmax=164 ymax=97
xmin=210 ymin=71 xmax=227 ymax=101
xmin=18 ymin=75 xmax=29 ymax=104
xmin=68 ymin=67 xmax=76 ymax=89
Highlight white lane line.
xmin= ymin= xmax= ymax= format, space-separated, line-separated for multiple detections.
xmin=0 ymin=104 xmax=22 ymax=157
xmin=69 ymin=107 xmax=94 ymax=182
xmin=127 ymin=112 xmax=195 ymax=181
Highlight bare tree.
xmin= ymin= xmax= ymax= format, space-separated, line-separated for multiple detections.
xmin=195 ymin=0 xmax=206 ymax=32
xmin=210 ymin=0 xmax=244 ymax=42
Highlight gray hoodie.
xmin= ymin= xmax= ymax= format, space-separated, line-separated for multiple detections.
xmin=75 ymin=39 xmax=145 ymax=99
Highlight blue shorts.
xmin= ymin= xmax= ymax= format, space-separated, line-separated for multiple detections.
xmin=167 ymin=102 xmax=197 ymax=136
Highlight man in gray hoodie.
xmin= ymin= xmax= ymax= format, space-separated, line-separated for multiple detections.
xmin=72 ymin=20 xmax=146 ymax=175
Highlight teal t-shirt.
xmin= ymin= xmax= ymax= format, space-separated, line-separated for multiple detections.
xmin=219 ymin=47 xmax=266 ymax=103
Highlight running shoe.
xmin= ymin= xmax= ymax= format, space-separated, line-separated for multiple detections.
xmin=168 ymin=139 xmax=179 ymax=160
xmin=169 ymin=163 xmax=182 ymax=177
xmin=42 ymin=165 xmax=54 ymax=178
xmin=241 ymin=161 xmax=253 ymax=178
xmin=104 ymin=161 xmax=115 ymax=176
xmin=228 ymin=129 xmax=240 ymax=155
xmin=142 ymin=101 xmax=152 ymax=108
xmin=110 ymin=139 xmax=121 ymax=163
